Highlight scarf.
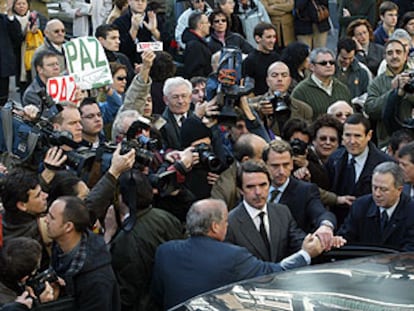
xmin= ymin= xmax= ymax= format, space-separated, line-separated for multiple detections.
xmin=15 ymin=11 xmax=30 ymax=81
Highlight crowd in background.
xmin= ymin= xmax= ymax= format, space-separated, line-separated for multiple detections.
xmin=1 ymin=0 xmax=414 ymax=310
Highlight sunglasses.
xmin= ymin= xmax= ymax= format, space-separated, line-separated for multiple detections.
xmin=314 ymin=60 xmax=335 ymax=66
xmin=335 ymin=112 xmax=352 ymax=118
xmin=116 ymin=76 xmax=127 ymax=81
xmin=213 ymin=19 xmax=227 ymax=24
xmin=318 ymin=135 xmax=338 ymax=142
xmin=193 ymin=0 xmax=204 ymax=2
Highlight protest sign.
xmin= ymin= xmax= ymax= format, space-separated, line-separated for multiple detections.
xmin=63 ymin=36 xmax=112 ymax=89
xmin=47 ymin=75 xmax=77 ymax=103
xmin=137 ymin=41 xmax=163 ymax=52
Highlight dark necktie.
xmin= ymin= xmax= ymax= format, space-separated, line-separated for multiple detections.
xmin=381 ymin=210 xmax=389 ymax=233
xmin=258 ymin=211 xmax=271 ymax=256
xmin=179 ymin=115 xmax=186 ymax=127
xmin=342 ymin=157 xmax=356 ymax=194
xmin=269 ymin=189 xmax=280 ymax=203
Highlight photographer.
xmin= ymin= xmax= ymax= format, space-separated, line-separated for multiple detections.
xmin=256 ymin=61 xmax=312 ymax=140
xmin=40 ymin=143 xmax=135 ymax=228
xmin=366 ymin=39 xmax=410 ymax=147
xmin=112 ymin=109 xmax=198 ymax=222
xmin=0 ymin=237 xmax=55 ymax=309
xmin=383 ymin=70 xmax=414 ymax=135
xmin=110 ymin=169 xmax=183 ymax=311
xmin=180 ymin=116 xmax=226 ymax=200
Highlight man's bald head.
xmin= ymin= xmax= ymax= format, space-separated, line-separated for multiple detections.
xmin=45 ymin=19 xmax=66 ymax=45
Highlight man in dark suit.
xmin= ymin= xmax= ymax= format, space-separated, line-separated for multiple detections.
xmin=397 ymin=141 xmax=414 ymax=200
xmin=263 ymin=139 xmax=337 ymax=249
xmin=225 ymin=160 xmax=305 ymax=262
xmin=160 ymin=77 xmax=194 ymax=150
xmin=326 ymin=113 xmax=393 ymax=226
xmin=152 ymin=198 xmax=329 ymax=310
xmin=225 ymin=160 xmax=344 ymax=262
xmin=338 ymin=162 xmax=414 ymax=251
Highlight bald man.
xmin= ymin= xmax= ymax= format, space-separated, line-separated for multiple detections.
xmin=327 ymin=100 xmax=354 ymax=123
xmin=31 ymin=19 xmax=67 ymax=77
xmin=259 ymin=61 xmax=313 ymax=136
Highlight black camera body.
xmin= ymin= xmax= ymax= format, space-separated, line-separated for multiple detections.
xmin=148 ymin=170 xmax=178 ymax=197
xmin=119 ymin=140 xmax=153 ymax=167
xmin=26 ymin=268 xmax=58 ymax=297
xmin=193 ymin=143 xmax=222 ymax=173
xmin=403 ymin=71 xmax=414 ymax=93
xmin=269 ymin=91 xmax=290 ymax=113
xmin=290 ymin=138 xmax=308 ymax=156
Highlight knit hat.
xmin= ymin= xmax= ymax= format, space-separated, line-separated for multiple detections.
xmin=180 ymin=116 xmax=212 ymax=148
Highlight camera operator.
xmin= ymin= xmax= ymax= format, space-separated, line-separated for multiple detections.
xmin=180 ymin=116 xmax=227 ymax=200
xmin=40 ymin=143 xmax=135 ymax=227
xmin=0 ymin=237 xmax=55 ymax=310
xmin=111 ymin=109 xmax=199 ymax=222
xmin=22 ymin=50 xmax=60 ymax=120
xmin=255 ymin=61 xmax=313 ymax=140
xmin=383 ymin=70 xmax=414 ymax=135
xmin=51 ymin=103 xmax=83 ymax=146
xmin=110 ymin=169 xmax=183 ymax=310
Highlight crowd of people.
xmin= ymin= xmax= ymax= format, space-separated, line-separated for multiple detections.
xmin=1 ymin=0 xmax=414 ymax=310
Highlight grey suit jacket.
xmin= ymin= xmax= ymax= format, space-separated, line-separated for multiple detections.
xmin=225 ymin=202 xmax=306 ymax=262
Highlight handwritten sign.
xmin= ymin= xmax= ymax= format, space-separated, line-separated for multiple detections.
xmin=64 ymin=36 xmax=112 ymax=89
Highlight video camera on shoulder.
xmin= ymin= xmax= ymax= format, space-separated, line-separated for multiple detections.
xmin=206 ymin=47 xmax=254 ymax=126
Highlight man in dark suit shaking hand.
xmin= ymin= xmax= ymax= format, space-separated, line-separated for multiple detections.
xmin=152 ymin=198 xmax=343 ymax=309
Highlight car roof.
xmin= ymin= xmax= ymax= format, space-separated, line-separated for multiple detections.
xmin=173 ymin=252 xmax=414 ymax=310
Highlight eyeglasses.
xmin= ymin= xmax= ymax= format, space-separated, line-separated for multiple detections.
xmin=116 ymin=76 xmax=127 ymax=81
xmin=53 ymin=29 xmax=65 ymax=34
xmin=335 ymin=112 xmax=352 ymax=118
xmin=318 ymin=135 xmax=338 ymax=143
xmin=82 ymin=112 xmax=102 ymax=119
xmin=314 ymin=60 xmax=335 ymax=66
xmin=213 ymin=19 xmax=227 ymax=24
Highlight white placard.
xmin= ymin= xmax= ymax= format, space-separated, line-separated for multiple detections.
xmin=47 ymin=75 xmax=77 ymax=103
xmin=64 ymin=36 xmax=113 ymax=89
xmin=137 ymin=41 xmax=163 ymax=52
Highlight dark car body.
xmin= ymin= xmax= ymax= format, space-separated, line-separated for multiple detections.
xmin=172 ymin=252 xmax=414 ymax=310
